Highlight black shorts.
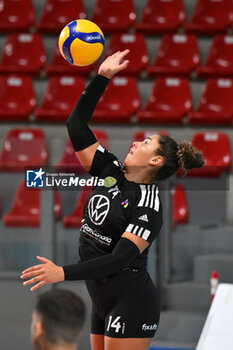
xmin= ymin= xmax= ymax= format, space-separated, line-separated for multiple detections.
xmin=85 ymin=269 xmax=160 ymax=338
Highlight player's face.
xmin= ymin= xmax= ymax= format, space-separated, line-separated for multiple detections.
xmin=124 ymin=134 xmax=163 ymax=167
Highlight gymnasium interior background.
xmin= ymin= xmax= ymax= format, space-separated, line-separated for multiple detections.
xmin=0 ymin=0 xmax=233 ymax=349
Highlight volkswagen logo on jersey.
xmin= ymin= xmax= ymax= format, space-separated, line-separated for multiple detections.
xmin=88 ymin=195 xmax=110 ymax=225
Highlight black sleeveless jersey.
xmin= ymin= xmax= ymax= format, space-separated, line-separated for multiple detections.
xmin=78 ymin=144 xmax=163 ymax=270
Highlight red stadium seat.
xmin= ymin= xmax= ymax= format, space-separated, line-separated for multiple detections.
xmin=196 ymin=35 xmax=233 ymax=78
xmin=3 ymin=180 xmax=40 ymax=227
xmin=92 ymin=77 xmax=140 ymax=123
xmin=36 ymin=0 xmax=86 ymax=33
xmin=0 ymin=34 xmax=46 ymax=75
xmin=137 ymin=77 xmax=192 ymax=124
xmin=46 ymin=46 xmax=94 ymax=76
xmin=55 ymin=130 xmax=108 ymax=173
xmin=147 ymin=34 xmax=200 ymax=77
xmin=0 ymin=129 xmax=48 ymax=172
xmin=0 ymin=76 xmax=36 ymax=121
xmin=105 ymin=34 xmax=149 ymax=76
xmin=3 ymin=181 xmax=62 ymax=226
xmin=171 ymin=183 xmax=189 ymax=229
xmin=63 ymin=186 xmax=92 ymax=228
xmin=188 ymin=79 xmax=233 ymax=125
xmin=0 ymin=0 xmax=35 ymax=32
xmin=91 ymin=0 xmax=136 ymax=34
xmin=135 ymin=0 xmax=186 ymax=34
xmin=35 ymin=76 xmax=85 ymax=122
xmin=184 ymin=0 xmax=233 ymax=35
xmin=177 ymin=132 xmax=232 ymax=177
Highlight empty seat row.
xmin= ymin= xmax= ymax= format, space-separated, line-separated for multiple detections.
xmin=108 ymin=33 xmax=233 ymax=78
xmin=0 ymin=128 xmax=232 ymax=177
xmin=0 ymin=180 xmax=186 ymax=228
xmin=2 ymin=33 xmax=233 ymax=78
xmin=0 ymin=128 xmax=107 ymax=172
xmin=139 ymin=77 xmax=233 ymax=125
xmin=1 ymin=75 xmax=233 ymax=125
xmin=1 ymin=0 xmax=233 ymax=35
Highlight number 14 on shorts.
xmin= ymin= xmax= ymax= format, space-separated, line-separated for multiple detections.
xmin=107 ymin=315 xmax=125 ymax=334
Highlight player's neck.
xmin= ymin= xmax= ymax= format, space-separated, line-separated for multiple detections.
xmin=124 ymin=168 xmax=153 ymax=184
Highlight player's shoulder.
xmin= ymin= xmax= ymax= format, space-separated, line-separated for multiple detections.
xmin=134 ymin=183 xmax=161 ymax=212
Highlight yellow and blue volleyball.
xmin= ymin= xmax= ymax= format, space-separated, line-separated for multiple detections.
xmin=58 ymin=19 xmax=105 ymax=66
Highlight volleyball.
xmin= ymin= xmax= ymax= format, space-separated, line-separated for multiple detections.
xmin=58 ymin=19 xmax=105 ymax=66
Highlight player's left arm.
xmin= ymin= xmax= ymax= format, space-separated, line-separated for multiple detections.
xmin=20 ymin=229 xmax=153 ymax=292
xmin=20 ymin=231 xmax=147 ymax=291
xmin=21 ymin=194 xmax=163 ymax=290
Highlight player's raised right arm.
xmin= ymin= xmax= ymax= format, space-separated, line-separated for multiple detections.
xmin=66 ymin=50 xmax=129 ymax=172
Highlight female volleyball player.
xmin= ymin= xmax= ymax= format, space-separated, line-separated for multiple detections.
xmin=21 ymin=50 xmax=204 ymax=350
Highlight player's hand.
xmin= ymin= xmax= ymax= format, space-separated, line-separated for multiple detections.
xmin=21 ymin=256 xmax=65 ymax=291
xmin=98 ymin=49 xmax=130 ymax=79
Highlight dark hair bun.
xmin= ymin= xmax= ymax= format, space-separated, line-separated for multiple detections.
xmin=176 ymin=141 xmax=204 ymax=170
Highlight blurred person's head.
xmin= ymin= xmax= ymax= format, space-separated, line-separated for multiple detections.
xmin=31 ymin=289 xmax=86 ymax=350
